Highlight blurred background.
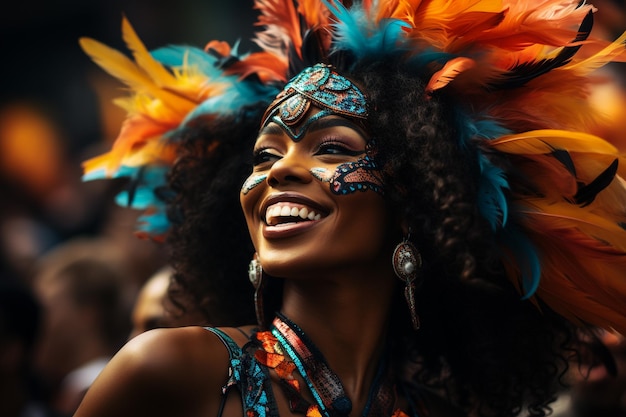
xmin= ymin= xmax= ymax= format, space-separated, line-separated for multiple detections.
xmin=0 ymin=1 xmax=624 ymax=417
xmin=0 ymin=2 xmax=255 ymax=416
xmin=0 ymin=0 xmax=256 ymax=284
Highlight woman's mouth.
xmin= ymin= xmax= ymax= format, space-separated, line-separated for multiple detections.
xmin=265 ymin=203 xmax=323 ymax=226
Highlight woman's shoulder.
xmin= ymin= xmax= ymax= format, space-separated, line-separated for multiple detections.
xmin=73 ymin=325 xmax=252 ymax=417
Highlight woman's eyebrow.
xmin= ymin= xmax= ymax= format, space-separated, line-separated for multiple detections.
xmin=259 ymin=115 xmax=368 ymax=139
xmin=258 ymin=124 xmax=284 ymax=137
xmin=307 ymin=117 xmax=367 ymax=137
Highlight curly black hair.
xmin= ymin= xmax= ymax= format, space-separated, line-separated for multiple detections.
xmin=166 ymin=109 xmax=263 ymax=326
xmin=345 ymin=58 xmax=592 ymax=417
xmin=165 ymin=58 xmax=602 ymax=416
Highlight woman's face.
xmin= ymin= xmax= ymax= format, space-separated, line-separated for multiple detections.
xmin=240 ymin=108 xmax=394 ymax=279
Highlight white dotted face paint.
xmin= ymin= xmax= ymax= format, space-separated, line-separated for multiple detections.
xmin=241 ymin=174 xmax=268 ymax=195
xmin=310 ymin=167 xmax=332 ymax=182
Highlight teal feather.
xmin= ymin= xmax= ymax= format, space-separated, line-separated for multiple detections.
xmin=323 ymin=0 xmax=409 ymax=61
xmin=478 ymin=154 xmax=509 ymax=229
xmin=151 ymin=45 xmax=223 ymax=78
xmin=112 ymin=165 xmax=171 ymax=235
xmin=500 ymin=225 xmax=541 ymax=299
xmin=182 ymin=80 xmax=279 ymax=123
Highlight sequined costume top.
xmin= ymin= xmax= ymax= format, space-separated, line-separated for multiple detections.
xmin=206 ymin=327 xmax=425 ymax=417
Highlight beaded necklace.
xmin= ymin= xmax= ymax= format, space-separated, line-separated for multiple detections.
xmin=254 ymin=313 xmax=411 ymax=417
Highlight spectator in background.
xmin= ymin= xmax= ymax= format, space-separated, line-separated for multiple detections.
xmin=552 ymin=330 xmax=626 ymax=417
xmin=129 ymin=265 xmax=207 ymax=340
xmin=0 ymin=101 xmax=98 ymax=282
xmin=31 ymin=237 xmax=137 ymax=417
xmin=0 ymin=279 xmax=59 ymax=417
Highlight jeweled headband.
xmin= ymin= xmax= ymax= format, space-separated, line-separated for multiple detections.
xmin=260 ymin=64 xmax=368 ymax=141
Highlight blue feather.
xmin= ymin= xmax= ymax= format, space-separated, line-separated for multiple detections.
xmin=323 ymin=0 xmax=409 ymax=61
xmin=113 ymin=165 xmax=168 ymax=208
xmin=451 ymin=113 xmax=510 ymax=229
xmin=136 ymin=210 xmax=170 ymax=236
xmin=473 ymin=119 xmax=511 ymax=140
xmin=108 ymin=165 xmax=171 ymax=235
xmin=478 ymin=154 xmax=509 ymax=229
xmin=152 ymin=45 xmax=222 ymax=77
xmin=409 ymin=51 xmax=456 ymax=68
xmin=82 ymin=168 xmax=106 ymax=182
xmin=181 ymin=80 xmax=279 ymax=124
xmin=500 ymin=225 xmax=542 ymax=299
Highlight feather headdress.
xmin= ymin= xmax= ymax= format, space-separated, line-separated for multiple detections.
xmin=80 ymin=0 xmax=626 ymax=333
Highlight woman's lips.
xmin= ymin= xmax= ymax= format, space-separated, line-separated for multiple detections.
xmin=265 ymin=202 xmax=323 ymax=225
xmin=260 ymin=194 xmax=329 ymax=239
xmin=260 ymin=193 xmax=328 ymax=224
xmin=262 ymin=215 xmax=324 ymax=239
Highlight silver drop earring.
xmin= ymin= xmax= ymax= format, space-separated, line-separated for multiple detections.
xmin=392 ymin=235 xmax=423 ymax=330
xmin=248 ymin=253 xmax=266 ymax=328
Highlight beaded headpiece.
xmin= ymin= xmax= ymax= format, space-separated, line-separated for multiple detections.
xmin=261 ymin=63 xmax=368 ymax=140
xmin=80 ymin=0 xmax=626 ymax=335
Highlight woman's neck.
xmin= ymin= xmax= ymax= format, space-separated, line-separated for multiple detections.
xmin=278 ymin=268 xmax=397 ymax=413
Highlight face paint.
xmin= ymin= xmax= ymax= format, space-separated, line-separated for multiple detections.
xmin=329 ymin=154 xmax=385 ymax=196
xmin=310 ymin=167 xmax=333 ymax=182
xmin=261 ymin=64 xmax=368 ymax=141
xmin=241 ymin=173 xmax=268 ymax=195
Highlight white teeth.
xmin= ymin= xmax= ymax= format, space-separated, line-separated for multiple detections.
xmin=265 ymin=203 xmax=323 ymax=225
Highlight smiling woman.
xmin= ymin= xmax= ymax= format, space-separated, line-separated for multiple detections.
xmin=74 ymin=1 xmax=626 ymax=417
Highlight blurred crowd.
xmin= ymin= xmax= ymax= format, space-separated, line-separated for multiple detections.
xmin=0 ymin=2 xmax=252 ymax=416
xmin=0 ymin=1 xmax=624 ymax=417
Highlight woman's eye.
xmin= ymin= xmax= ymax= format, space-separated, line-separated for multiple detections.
xmin=253 ymin=149 xmax=281 ymax=166
xmin=316 ymin=142 xmax=364 ymax=156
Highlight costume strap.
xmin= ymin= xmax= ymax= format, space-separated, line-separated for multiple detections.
xmin=205 ymin=327 xmax=280 ymax=417
xmin=271 ymin=313 xmax=397 ymax=417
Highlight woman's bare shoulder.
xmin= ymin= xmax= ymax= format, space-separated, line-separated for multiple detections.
xmin=73 ymin=326 xmax=234 ymax=417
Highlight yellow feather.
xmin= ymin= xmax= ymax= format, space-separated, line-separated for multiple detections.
xmin=564 ymin=31 xmax=626 ymax=74
xmin=517 ymin=198 xmax=626 ymax=251
xmin=79 ymin=37 xmax=153 ymax=92
xmin=488 ymin=129 xmax=618 ymax=155
xmin=121 ymin=16 xmax=178 ymax=88
xmin=80 ymin=37 xmax=197 ymax=117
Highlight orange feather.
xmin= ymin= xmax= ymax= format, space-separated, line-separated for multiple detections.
xmin=426 ymin=57 xmax=476 ymax=93
xmin=254 ymin=0 xmax=303 ymax=58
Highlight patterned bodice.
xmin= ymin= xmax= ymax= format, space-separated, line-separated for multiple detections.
xmin=206 ymin=327 xmax=425 ymax=417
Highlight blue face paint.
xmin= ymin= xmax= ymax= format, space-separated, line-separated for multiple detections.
xmin=241 ymin=173 xmax=268 ymax=195
xmin=328 ymin=154 xmax=385 ymax=196
xmin=311 ymin=151 xmax=385 ymax=197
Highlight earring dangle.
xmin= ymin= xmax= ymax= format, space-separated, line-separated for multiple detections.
xmin=248 ymin=253 xmax=266 ymax=328
xmin=392 ymin=237 xmax=423 ymax=330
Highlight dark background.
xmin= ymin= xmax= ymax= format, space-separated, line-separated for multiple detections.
xmin=0 ymin=1 xmax=258 ymax=283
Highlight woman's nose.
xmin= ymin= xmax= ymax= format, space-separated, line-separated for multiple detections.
xmin=266 ymin=152 xmax=313 ymax=188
